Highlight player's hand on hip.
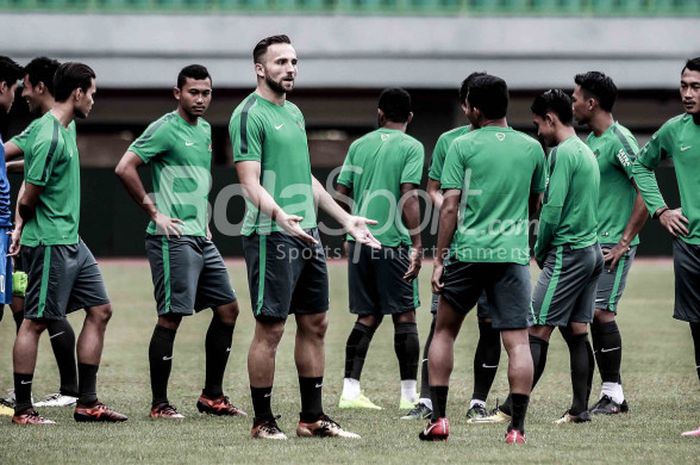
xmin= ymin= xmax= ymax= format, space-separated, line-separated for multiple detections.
xmin=278 ymin=213 xmax=317 ymax=245
xmin=603 ymin=243 xmax=629 ymax=272
xmin=345 ymin=216 xmax=381 ymax=249
xmin=659 ymin=208 xmax=689 ymax=237
xmin=431 ymin=261 xmax=444 ymax=294
xmin=403 ymin=247 xmax=422 ymax=282
xmin=154 ymin=213 xmax=184 ymax=239
xmin=7 ymin=227 xmax=21 ymax=257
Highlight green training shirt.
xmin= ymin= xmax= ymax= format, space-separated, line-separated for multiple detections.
xmin=10 ymin=117 xmax=76 ymax=153
xmin=440 ymin=126 xmax=547 ymax=265
xmin=229 ymin=93 xmax=316 ymax=235
xmin=535 ymin=136 xmax=600 ymax=262
xmin=337 ymin=128 xmax=424 ymax=247
xmin=587 ymin=122 xmax=640 ymax=246
xmin=129 ymin=111 xmax=212 ymax=237
xmin=428 ymin=125 xmax=471 ymax=181
xmin=633 ymin=113 xmax=700 ymax=244
xmin=21 ymin=112 xmax=80 ymax=246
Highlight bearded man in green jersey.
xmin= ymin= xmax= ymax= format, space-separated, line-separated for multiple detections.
xmin=10 ymin=62 xmax=127 ymax=425
xmin=2 ymin=57 xmax=81 ymax=410
xmin=335 ymin=88 xmax=424 ymax=412
xmin=572 ymin=71 xmax=648 ymax=415
xmin=420 ymin=75 xmax=546 ymax=444
xmin=230 ymin=34 xmax=379 ymax=440
xmin=631 ymin=57 xmax=700 ymax=438
xmin=115 ymin=65 xmax=245 ymax=420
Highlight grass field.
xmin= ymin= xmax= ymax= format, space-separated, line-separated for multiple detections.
xmin=0 ymin=258 xmax=698 ymax=465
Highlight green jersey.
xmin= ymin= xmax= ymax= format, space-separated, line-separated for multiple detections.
xmin=229 ymin=93 xmax=316 ymax=235
xmin=441 ymin=126 xmax=547 ymax=265
xmin=428 ymin=125 xmax=471 ymax=181
xmin=337 ymin=128 xmax=424 ymax=247
xmin=10 ymin=117 xmax=76 ymax=153
xmin=587 ymin=122 xmax=640 ymax=246
xmin=21 ymin=112 xmax=81 ymax=247
xmin=129 ymin=111 xmax=212 ymax=237
xmin=535 ymin=136 xmax=599 ymax=262
xmin=633 ymin=113 xmax=700 ymax=244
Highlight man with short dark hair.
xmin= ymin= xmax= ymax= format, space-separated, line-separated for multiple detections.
xmin=632 ymin=57 xmax=700 ymax=437
xmin=0 ymin=56 xmax=81 ymax=410
xmin=10 ymin=62 xmax=127 ymax=425
xmin=419 ymin=75 xmax=545 ymax=444
xmin=572 ymin=71 xmax=647 ymax=415
xmin=335 ymin=88 xmax=424 ymax=412
xmin=116 ymin=64 xmax=245 ymax=420
xmin=230 ymin=34 xmax=378 ymax=440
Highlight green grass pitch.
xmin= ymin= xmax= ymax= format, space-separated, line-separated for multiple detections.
xmin=0 ymin=259 xmax=698 ymax=464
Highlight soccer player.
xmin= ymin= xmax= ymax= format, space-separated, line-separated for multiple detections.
xmin=10 ymin=62 xmax=127 ymax=424
xmin=1 ymin=57 xmax=81 ymax=409
xmin=115 ymin=65 xmax=245 ymax=420
xmin=419 ymin=75 xmax=545 ymax=444
xmin=404 ymin=72 xmax=503 ymax=422
xmin=230 ymin=34 xmax=379 ymax=440
xmin=572 ymin=71 xmax=648 ymax=414
xmin=0 ymin=56 xmax=23 ymax=417
xmin=335 ymin=88 xmax=423 ymax=412
xmin=631 ymin=57 xmax=700 ymax=437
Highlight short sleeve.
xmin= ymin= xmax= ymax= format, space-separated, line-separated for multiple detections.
xmin=440 ymin=141 xmax=466 ymax=190
xmin=230 ymin=107 xmax=264 ymax=163
xmin=428 ymin=135 xmax=449 ymax=181
xmin=531 ymin=144 xmax=547 ymax=193
xmin=129 ymin=119 xmax=171 ymax=164
xmin=25 ymin=126 xmax=62 ymax=187
xmin=337 ymin=144 xmax=357 ymax=188
xmin=400 ymin=141 xmax=425 ymax=185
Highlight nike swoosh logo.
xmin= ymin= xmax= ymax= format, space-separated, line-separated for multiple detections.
xmin=600 ymin=347 xmax=621 ymax=353
xmin=49 ymin=331 xmax=66 ymax=339
xmin=421 ymin=358 xmax=429 ymax=363
xmin=263 ymin=393 xmax=272 ymax=398
xmin=162 ymin=355 xmax=174 ymax=361
xmin=680 ymin=145 xmax=692 ymax=152
xmin=481 ymin=364 xmax=498 ymax=369
xmin=274 ymin=124 xmax=284 ymax=130
xmin=20 ymin=380 xmax=32 ymax=385
xmin=226 ymin=347 xmax=231 ymax=353
xmin=185 ymin=141 xmax=195 ymax=147
xmin=314 ymin=383 xmax=323 ymax=388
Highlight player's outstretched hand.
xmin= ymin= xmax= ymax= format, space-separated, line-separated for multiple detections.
xmin=278 ymin=212 xmax=317 ymax=245
xmin=7 ymin=227 xmax=21 ymax=257
xmin=345 ymin=216 xmax=381 ymax=249
xmin=431 ymin=261 xmax=444 ymax=294
xmin=603 ymin=243 xmax=630 ymax=272
xmin=403 ymin=247 xmax=422 ymax=282
xmin=659 ymin=208 xmax=689 ymax=237
xmin=154 ymin=212 xmax=184 ymax=239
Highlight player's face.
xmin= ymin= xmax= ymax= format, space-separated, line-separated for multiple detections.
xmin=680 ymin=68 xmax=700 ymax=115
xmin=21 ymin=75 xmax=42 ymax=113
xmin=532 ymin=113 xmax=555 ymax=147
xmin=0 ymin=80 xmax=17 ymax=114
xmin=74 ymin=79 xmax=96 ymax=119
xmin=257 ymin=43 xmax=298 ymax=95
xmin=176 ymin=77 xmax=212 ymax=119
xmin=571 ymin=85 xmax=591 ymax=125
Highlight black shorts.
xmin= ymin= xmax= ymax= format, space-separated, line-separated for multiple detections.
xmin=347 ymin=242 xmax=419 ymax=316
xmin=22 ymin=240 xmax=110 ymax=320
xmin=145 ymin=235 xmax=236 ymax=316
xmin=532 ymin=244 xmax=604 ymax=327
xmin=595 ymin=244 xmax=636 ymax=313
xmin=242 ymin=228 xmax=329 ymax=321
xmin=672 ymin=238 xmax=700 ymax=323
xmin=438 ymin=259 xmax=533 ymax=330
xmin=430 ymin=291 xmax=489 ymax=319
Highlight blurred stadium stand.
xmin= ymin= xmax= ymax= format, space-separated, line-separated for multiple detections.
xmin=0 ymin=8 xmax=698 ymax=256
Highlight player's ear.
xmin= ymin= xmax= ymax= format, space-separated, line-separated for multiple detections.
xmin=406 ymin=112 xmax=414 ymax=125
xmin=35 ymin=81 xmax=46 ymax=95
xmin=173 ymin=86 xmax=181 ymax=101
xmin=254 ymin=62 xmax=265 ymax=79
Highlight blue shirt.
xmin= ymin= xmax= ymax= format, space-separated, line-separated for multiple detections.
xmin=0 ymin=136 xmax=12 ymax=227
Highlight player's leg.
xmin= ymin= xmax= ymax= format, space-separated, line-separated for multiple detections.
xmin=392 ymin=310 xmax=419 ymax=409
xmin=36 ymin=318 xmax=79 ymax=407
xmin=148 ymin=314 xmax=181 ymax=417
xmin=500 ymin=328 xmax=532 ymax=443
xmin=12 ymin=319 xmax=49 ymax=423
xmin=402 ymin=299 xmax=436 ymax=419
xmin=691 ymin=321 xmax=700 ymax=382
xmin=559 ymin=323 xmax=594 ymax=422
xmin=468 ymin=293 xmax=501 ymax=421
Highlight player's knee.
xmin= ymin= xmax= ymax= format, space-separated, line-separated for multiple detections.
xmin=88 ymin=303 xmax=112 ymax=326
xmin=593 ymin=309 xmax=615 ymax=324
xmin=311 ymin=315 xmax=329 ymax=339
xmin=392 ymin=310 xmax=416 ymax=324
xmin=357 ymin=314 xmax=380 ymax=329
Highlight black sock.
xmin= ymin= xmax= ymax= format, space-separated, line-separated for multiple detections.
xmin=419 ymin=317 xmax=436 ymax=400
xmin=149 ymin=325 xmax=176 ymax=406
xmin=78 ymin=363 xmax=99 ymax=406
xmin=344 ymin=322 xmax=376 ymax=380
xmin=472 ymin=320 xmax=501 ymax=401
xmin=430 ymin=385 xmax=449 ymax=420
xmin=13 ymin=372 xmax=33 ymax=413
xmin=591 ymin=320 xmax=622 ymax=383
xmin=690 ymin=322 xmax=700 ymax=382
xmin=13 ymin=309 xmax=23 ymax=333
xmin=500 ymin=334 xmax=548 ymax=416
xmin=563 ymin=331 xmax=594 ymax=415
xmin=203 ymin=315 xmax=234 ymax=398
xmin=394 ymin=322 xmax=419 ymax=381
xmin=47 ymin=318 xmax=78 ymax=397
xmin=508 ymin=393 xmax=530 ymax=434
xmin=299 ymin=376 xmax=324 ymax=422
xmin=251 ymin=386 xmax=273 ymax=422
